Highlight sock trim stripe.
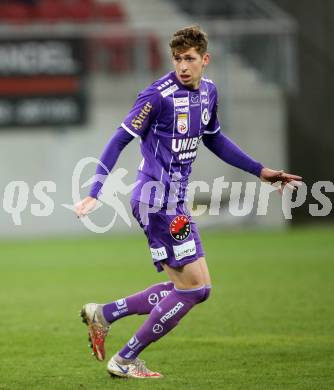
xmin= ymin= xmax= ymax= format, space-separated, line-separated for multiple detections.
xmin=174 ymin=285 xmax=206 ymax=293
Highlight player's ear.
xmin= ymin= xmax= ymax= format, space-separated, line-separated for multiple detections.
xmin=202 ymin=52 xmax=210 ymax=67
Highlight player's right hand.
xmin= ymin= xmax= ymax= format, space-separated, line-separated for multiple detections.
xmin=74 ymin=196 xmax=98 ymax=218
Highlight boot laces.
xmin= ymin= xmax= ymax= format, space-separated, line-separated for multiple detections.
xmin=133 ymin=358 xmax=151 ymax=375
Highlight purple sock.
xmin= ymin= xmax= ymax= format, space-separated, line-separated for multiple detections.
xmin=118 ymin=286 xmax=207 ymax=360
xmin=102 ymin=281 xmax=174 ymax=323
xmin=202 ymin=285 xmax=212 ymax=302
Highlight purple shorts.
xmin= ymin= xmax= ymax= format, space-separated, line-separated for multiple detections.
xmin=131 ymin=199 xmax=205 ymax=272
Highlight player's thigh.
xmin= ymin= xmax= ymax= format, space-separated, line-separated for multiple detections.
xmin=162 ymin=256 xmax=209 ymax=289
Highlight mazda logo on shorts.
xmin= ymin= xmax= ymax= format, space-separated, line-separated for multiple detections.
xmin=152 ymin=324 xmax=164 ymax=334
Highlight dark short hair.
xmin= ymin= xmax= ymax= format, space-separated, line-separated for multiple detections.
xmin=169 ymin=25 xmax=208 ymax=56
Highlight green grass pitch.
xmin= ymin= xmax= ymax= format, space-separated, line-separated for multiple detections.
xmin=1 ymin=227 xmax=334 ymax=389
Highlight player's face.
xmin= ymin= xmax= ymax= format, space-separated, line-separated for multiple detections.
xmin=173 ymin=47 xmax=210 ymax=90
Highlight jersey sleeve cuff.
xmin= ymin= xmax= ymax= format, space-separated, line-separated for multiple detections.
xmin=89 ymin=189 xmax=101 ymax=199
xmin=252 ymin=162 xmax=264 ymax=178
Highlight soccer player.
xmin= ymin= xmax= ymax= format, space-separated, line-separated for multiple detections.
xmin=75 ymin=26 xmax=302 ymax=379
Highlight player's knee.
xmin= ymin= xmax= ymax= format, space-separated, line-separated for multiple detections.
xmin=174 ymin=285 xmax=208 ymax=305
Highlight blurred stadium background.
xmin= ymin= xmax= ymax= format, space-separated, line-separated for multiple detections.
xmin=0 ymin=1 xmax=333 ymax=389
xmin=0 ymin=0 xmax=332 ymax=236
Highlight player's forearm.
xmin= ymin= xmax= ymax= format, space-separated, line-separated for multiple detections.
xmin=89 ymin=127 xmax=134 ymax=199
xmin=203 ymin=131 xmax=263 ymax=177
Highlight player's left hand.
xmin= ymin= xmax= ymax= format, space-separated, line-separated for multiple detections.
xmin=74 ymin=196 xmax=98 ymax=218
xmin=260 ymin=168 xmax=303 ymax=193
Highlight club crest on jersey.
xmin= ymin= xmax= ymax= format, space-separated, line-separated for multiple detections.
xmin=170 ymin=215 xmax=191 ymax=241
xmin=201 ymin=108 xmax=210 ymax=125
xmin=177 ymin=113 xmax=188 ymax=134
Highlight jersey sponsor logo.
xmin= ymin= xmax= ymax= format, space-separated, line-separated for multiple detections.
xmin=174 ymin=96 xmax=189 ymax=107
xmin=172 ymin=136 xmax=202 ymax=161
xmin=150 ymin=246 xmax=168 ymax=261
xmin=170 ymin=215 xmax=191 ymax=241
xmin=157 ymin=79 xmax=173 ymax=90
xmin=172 ymin=136 xmax=201 ymax=153
xmin=201 ymin=90 xmax=209 ymax=104
xmin=201 ymin=108 xmax=210 ymax=125
xmin=173 ymin=239 xmax=196 ymax=261
xmin=161 ymin=83 xmax=179 ymax=97
xmin=190 ymin=93 xmax=200 ymax=104
xmin=152 ymin=323 xmax=164 ymax=334
xmin=177 ymin=113 xmax=188 ymax=134
xmin=175 ymin=106 xmax=189 ymax=113
xmin=131 ymin=102 xmax=153 ymax=130
xmin=178 ymin=151 xmax=197 ymax=161
xmin=160 ymin=302 xmax=184 ymax=324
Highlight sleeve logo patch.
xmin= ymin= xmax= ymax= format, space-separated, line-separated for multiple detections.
xmin=131 ymin=102 xmax=153 ymax=130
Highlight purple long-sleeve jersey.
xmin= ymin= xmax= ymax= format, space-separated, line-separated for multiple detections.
xmin=124 ymin=71 xmax=222 ymax=205
xmin=90 ymin=71 xmax=263 ymax=204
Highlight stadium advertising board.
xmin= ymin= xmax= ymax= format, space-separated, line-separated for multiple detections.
xmin=0 ymin=37 xmax=87 ymax=127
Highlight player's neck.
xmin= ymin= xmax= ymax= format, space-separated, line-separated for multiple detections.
xmin=173 ymin=71 xmax=202 ymax=91
xmin=189 ymin=79 xmax=201 ymax=90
